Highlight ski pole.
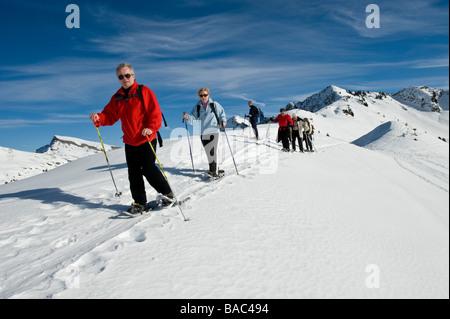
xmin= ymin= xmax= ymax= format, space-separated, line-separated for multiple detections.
xmin=183 ymin=119 xmax=195 ymax=173
xmin=95 ymin=127 xmax=122 ymax=197
xmin=265 ymin=122 xmax=272 ymax=140
xmin=221 ymin=126 xmax=239 ymax=176
xmin=311 ymin=135 xmax=318 ymax=153
xmin=146 ymin=135 xmax=188 ymax=222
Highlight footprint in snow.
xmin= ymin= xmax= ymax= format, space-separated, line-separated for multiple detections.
xmin=119 ymin=228 xmax=147 ymax=243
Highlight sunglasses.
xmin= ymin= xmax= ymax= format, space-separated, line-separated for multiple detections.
xmin=199 ymin=94 xmax=209 ymax=97
xmin=118 ymin=74 xmax=133 ymax=80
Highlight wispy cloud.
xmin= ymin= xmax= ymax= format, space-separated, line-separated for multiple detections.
xmin=1 ymin=49 xmax=447 ymax=111
xmin=0 ymin=58 xmax=118 ymax=106
xmin=84 ymin=11 xmax=256 ymax=59
xmin=0 ymin=114 xmax=88 ymax=128
xmin=411 ymin=57 xmax=449 ymax=69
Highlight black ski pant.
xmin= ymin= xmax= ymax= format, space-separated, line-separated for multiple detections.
xmin=292 ymin=129 xmax=303 ymax=152
xmin=303 ymin=132 xmax=313 ymax=151
xmin=250 ymin=118 xmax=259 ymax=138
xmin=278 ymin=127 xmax=290 ymax=150
xmin=125 ymin=140 xmax=171 ymax=205
xmin=201 ymin=133 xmax=219 ymax=173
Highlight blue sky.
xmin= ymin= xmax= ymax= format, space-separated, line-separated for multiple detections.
xmin=0 ymin=0 xmax=448 ymax=151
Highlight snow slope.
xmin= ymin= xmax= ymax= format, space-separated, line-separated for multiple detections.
xmin=0 ymin=86 xmax=448 ymax=299
xmin=0 ymin=125 xmax=448 ymax=299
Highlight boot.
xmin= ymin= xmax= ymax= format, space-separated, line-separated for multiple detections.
xmin=128 ymin=202 xmax=146 ymax=214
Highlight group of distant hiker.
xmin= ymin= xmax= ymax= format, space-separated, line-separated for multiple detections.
xmin=89 ymin=63 xmax=315 ymax=214
xmin=243 ymin=103 xmax=314 ymax=153
xmin=272 ymin=108 xmax=314 ymax=153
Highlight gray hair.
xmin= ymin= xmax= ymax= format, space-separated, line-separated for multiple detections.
xmin=116 ymin=63 xmax=135 ymax=75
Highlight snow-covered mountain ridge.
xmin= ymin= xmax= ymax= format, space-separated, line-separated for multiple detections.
xmin=393 ymin=86 xmax=449 ymax=112
xmin=287 ymin=85 xmax=449 ymax=114
xmin=36 ymin=135 xmax=121 ymax=155
xmin=1 ymin=136 xmax=119 ymax=184
xmin=226 ymin=115 xmax=251 ymax=129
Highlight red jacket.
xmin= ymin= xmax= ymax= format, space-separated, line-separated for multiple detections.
xmin=274 ymin=114 xmax=293 ymax=128
xmin=97 ymin=82 xmax=162 ymax=146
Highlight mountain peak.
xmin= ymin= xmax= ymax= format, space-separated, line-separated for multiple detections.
xmin=288 ymin=85 xmax=351 ymax=112
xmin=328 ymin=84 xmax=347 ymax=93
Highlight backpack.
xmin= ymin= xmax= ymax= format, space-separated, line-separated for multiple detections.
xmin=115 ymin=84 xmax=166 ymax=147
xmin=197 ymin=102 xmax=222 ymax=127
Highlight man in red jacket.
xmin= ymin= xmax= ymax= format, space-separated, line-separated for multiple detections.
xmin=273 ymin=108 xmax=293 ymax=152
xmin=89 ymin=63 xmax=173 ymax=213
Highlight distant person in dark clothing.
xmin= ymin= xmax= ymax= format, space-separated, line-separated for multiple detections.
xmin=246 ymin=101 xmax=259 ymax=140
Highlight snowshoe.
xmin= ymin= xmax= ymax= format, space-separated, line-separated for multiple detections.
xmin=203 ymin=170 xmax=225 ymax=181
xmin=157 ymin=192 xmax=176 ymax=207
xmin=119 ymin=197 xmax=189 ymax=218
xmin=124 ymin=202 xmax=151 ymax=216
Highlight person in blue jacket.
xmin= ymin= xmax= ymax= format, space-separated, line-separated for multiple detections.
xmin=183 ymin=88 xmax=227 ymax=177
